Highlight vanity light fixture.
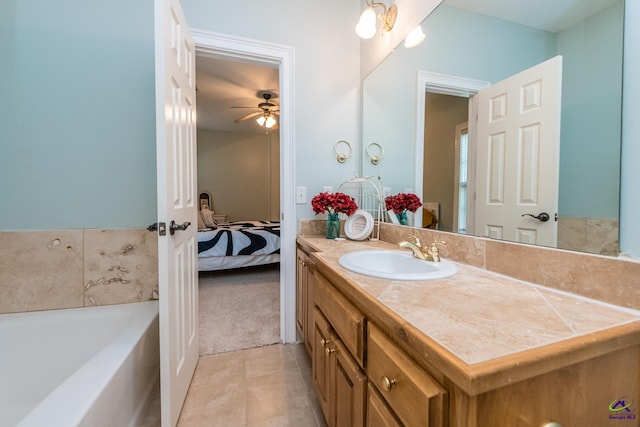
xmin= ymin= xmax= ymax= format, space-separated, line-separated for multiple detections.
xmin=355 ymin=1 xmax=398 ymax=40
xmin=404 ymin=25 xmax=426 ymax=48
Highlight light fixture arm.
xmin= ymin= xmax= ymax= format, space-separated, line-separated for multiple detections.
xmin=366 ymin=0 xmax=397 ymax=32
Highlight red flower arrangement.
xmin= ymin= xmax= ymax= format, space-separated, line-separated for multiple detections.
xmin=385 ymin=193 xmax=423 ymax=214
xmin=311 ymin=192 xmax=358 ymax=216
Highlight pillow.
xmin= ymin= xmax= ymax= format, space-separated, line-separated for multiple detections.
xmin=197 ymin=210 xmax=206 ymax=230
xmin=200 ymin=208 xmax=218 ymax=228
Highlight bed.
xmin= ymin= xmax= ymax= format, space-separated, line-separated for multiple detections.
xmin=197 ymin=220 xmax=280 ymax=271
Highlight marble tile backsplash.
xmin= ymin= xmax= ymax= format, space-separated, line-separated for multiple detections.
xmin=0 ymin=229 xmax=158 ymax=314
xmin=299 ymin=219 xmax=640 ymax=311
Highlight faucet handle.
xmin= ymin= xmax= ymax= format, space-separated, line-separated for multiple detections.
xmin=427 ymin=240 xmax=445 ymax=262
xmin=408 ymin=234 xmax=422 ymax=247
xmin=429 ymin=239 xmax=445 ymax=250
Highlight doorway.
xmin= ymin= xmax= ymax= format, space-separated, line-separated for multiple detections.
xmin=192 ymin=29 xmax=297 ymax=345
xmin=413 ymin=71 xmax=489 ymax=230
xmin=423 ymin=92 xmax=469 ymax=233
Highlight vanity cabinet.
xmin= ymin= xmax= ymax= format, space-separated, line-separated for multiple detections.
xmin=296 ymin=247 xmax=314 ymax=354
xmin=299 ymin=236 xmax=640 ymax=427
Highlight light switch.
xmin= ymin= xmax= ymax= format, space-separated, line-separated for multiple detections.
xmin=296 ymin=186 xmax=307 ymax=204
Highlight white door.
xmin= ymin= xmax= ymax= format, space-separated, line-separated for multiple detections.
xmin=154 ymin=0 xmax=199 ymax=426
xmin=475 ymin=56 xmax=562 ymax=247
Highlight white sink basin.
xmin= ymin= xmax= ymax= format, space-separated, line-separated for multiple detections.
xmin=338 ymin=250 xmax=457 ymax=281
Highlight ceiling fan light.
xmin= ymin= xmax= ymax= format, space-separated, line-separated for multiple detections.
xmin=257 ymin=114 xmax=277 ymax=129
xmin=356 ymin=7 xmax=377 ymax=39
xmin=265 ymin=116 xmax=276 ymax=128
xmin=404 ymin=25 xmax=426 ymax=48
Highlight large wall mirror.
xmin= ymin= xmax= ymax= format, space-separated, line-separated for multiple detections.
xmin=362 ymin=0 xmax=624 ymax=256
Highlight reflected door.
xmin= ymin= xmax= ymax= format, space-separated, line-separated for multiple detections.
xmin=475 ymin=55 xmax=562 ymax=247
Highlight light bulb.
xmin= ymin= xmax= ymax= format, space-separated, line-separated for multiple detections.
xmin=257 ymin=115 xmax=277 ymax=129
xmin=404 ymin=25 xmax=426 ymax=48
xmin=355 ymin=7 xmax=377 ymax=39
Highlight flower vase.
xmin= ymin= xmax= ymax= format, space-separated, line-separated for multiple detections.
xmin=397 ymin=211 xmax=409 ymax=225
xmin=326 ymin=213 xmax=340 ymax=239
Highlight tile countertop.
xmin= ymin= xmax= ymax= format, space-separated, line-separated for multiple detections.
xmin=298 ymin=236 xmax=640 ymax=395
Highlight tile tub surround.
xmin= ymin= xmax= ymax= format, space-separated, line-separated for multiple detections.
xmin=299 ymin=235 xmax=640 ymax=394
xmin=557 ymin=216 xmax=619 ymax=256
xmin=0 ymin=229 xmax=158 ymax=314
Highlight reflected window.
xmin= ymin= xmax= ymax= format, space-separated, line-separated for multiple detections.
xmin=454 ymin=123 xmax=469 ymax=233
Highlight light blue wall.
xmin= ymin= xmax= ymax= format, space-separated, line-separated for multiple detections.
xmin=620 ymin=0 xmax=640 ymax=257
xmin=557 ymin=2 xmax=623 ymax=219
xmin=0 ymin=0 xmax=361 ymax=230
xmin=0 ymin=0 xmax=157 ymax=230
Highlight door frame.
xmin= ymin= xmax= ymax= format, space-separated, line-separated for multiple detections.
xmin=414 ymin=71 xmax=489 ymax=229
xmin=192 ymin=29 xmax=297 ymax=343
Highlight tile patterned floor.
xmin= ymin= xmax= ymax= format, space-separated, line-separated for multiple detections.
xmin=143 ymin=343 xmax=327 ymax=427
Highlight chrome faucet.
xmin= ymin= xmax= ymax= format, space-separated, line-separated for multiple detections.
xmin=398 ymin=235 xmax=445 ymax=262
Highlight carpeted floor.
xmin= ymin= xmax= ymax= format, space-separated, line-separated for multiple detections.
xmin=198 ymin=264 xmax=281 ymax=355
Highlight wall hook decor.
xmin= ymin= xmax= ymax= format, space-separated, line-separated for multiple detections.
xmin=366 ymin=142 xmax=384 ymax=165
xmin=334 ymin=140 xmax=352 ymax=164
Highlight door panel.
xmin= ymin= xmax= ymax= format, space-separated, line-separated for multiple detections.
xmin=154 ymin=0 xmax=199 ymax=425
xmin=475 ymin=56 xmax=562 ymax=247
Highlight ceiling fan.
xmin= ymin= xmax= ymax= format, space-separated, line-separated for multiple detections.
xmin=232 ymin=92 xmax=280 ymax=129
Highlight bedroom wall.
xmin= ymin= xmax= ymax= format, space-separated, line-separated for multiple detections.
xmin=197 ymin=130 xmax=280 ymax=222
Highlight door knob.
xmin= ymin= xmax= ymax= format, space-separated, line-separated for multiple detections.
xmin=147 ymin=222 xmax=167 ymax=236
xmin=169 ymin=220 xmax=191 ymax=235
xmin=521 ymin=212 xmax=550 ymax=222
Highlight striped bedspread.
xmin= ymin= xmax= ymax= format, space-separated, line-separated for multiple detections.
xmin=197 ymin=221 xmax=280 ymax=257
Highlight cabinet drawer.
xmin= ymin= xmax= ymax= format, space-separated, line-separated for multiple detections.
xmin=367 ymin=383 xmax=402 ymax=427
xmin=368 ymin=323 xmax=446 ymax=427
xmin=314 ymin=272 xmax=365 ymax=366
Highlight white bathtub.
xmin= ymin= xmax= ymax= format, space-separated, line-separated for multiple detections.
xmin=0 ymin=301 xmax=159 ymax=427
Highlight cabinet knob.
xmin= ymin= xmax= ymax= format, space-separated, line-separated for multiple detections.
xmin=320 ymin=338 xmax=329 ymax=347
xmin=542 ymin=423 xmax=563 ymax=427
xmin=325 ymin=347 xmax=336 ymax=356
xmin=381 ymin=376 xmax=397 ymax=392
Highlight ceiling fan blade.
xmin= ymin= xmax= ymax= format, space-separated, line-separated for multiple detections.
xmin=230 ymin=106 xmax=261 ymax=109
xmin=234 ymin=111 xmax=262 ymax=123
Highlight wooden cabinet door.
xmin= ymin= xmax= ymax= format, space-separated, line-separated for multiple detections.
xmin=312 ymin=308 xmax=333 ymax=422
xmin=333 ymin=338 xmax=366 ymax=427
xmin=367 ymin=384 xmax=403 ymax=427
